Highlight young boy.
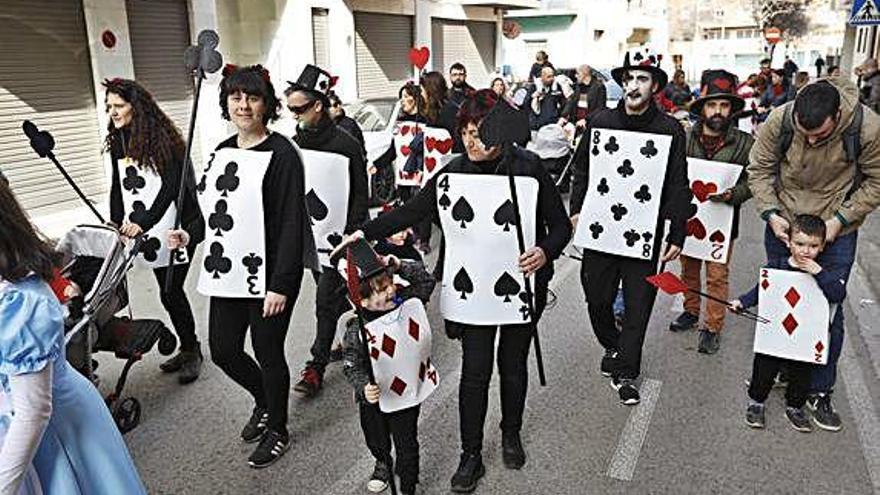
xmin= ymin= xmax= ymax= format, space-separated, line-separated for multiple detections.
xmin=341 ymin=239 xmax=436 ymax=494
xmin=731 ymin=214 xmax=847 ymax=432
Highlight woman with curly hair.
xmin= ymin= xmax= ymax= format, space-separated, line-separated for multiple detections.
xmin=168 ymin=64 xmax=317 ymax=468
xmin=0 ymin=180 xmax=146 ymax=495
xmin=104 ymin=78 xmax=206 ymax=384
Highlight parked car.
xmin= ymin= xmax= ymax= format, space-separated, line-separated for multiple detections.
xmin=343 ymin=97 xmax=401 ymax=205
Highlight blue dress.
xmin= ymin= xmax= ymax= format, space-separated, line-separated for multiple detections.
xmin=0 ymin=276 xmax=146 ymax=495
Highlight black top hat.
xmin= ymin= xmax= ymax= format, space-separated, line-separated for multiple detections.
xmin=343 ymin=238 xmax=388 ymax=304
xmin=691 ymin=69 xmax=745 ymax=115
xmin=611 ymin=47 xmax=668 ymax=92
xmin=287 ymin=64 xmax=336 ymax=104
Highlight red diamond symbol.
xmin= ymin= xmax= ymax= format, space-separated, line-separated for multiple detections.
xmin=382 ymin=334 xmax=396 ymax=358
xmin=815 ymin=341 xmax=825 ymax=353
xmin=409 ymin=318 xmax=420 ymax=341
xmin=761 ymin=279 xmax=770 ymax=291
xmin=370 ymin=347 xmax=380 ymax=360
xmin=784 ymin=287 xmax=801 ymax=308
xmin=390 ymin=376 xmax=407 ymax=395
xmin=782 ymin=313 xmax=798 ymax=335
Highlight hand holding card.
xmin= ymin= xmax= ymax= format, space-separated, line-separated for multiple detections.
xmin=519 ymin=246 xmax=547 ymax=276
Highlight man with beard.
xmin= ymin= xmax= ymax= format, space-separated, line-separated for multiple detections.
xmin=668 ymin=70 xmax=753 ymax=354
xmin=445 ymin=63 xmax=475 ymax=153
xmin=570 ymin=48 xmax=691 ymax=404
xmin=284 ymin=65 xmax=369 ymax=397
xmin=561 ymin=64 xmax=607 ymax=131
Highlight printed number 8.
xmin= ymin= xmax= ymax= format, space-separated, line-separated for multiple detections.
xmin=642 ymin=244 xmax=651 ymax=258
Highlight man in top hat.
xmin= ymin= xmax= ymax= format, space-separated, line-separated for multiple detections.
xmin=569 ymin=46 xmax=692 ymax=405
xmin=285 ymin=64 xmax=370 ymax=397
xmin=668 ymin=70 xmax=754 ymax=354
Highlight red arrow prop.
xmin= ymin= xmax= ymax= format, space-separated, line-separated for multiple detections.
xmin=646 ymin=271 xmax=769 ymax=324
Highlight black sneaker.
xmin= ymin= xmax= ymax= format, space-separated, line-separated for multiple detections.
xmin=785 ymin=407 xmax=813 ymax=433
xmin=293 ymin=366 xmax=323 ymax=398
xmin=745 ymin=403 xmax=765 ymax=428
xmin=450 ymin=452 xmax=485 ymax=493
xmin=159 ymin=352 xmax=188 ymax=373
xmin=501 ymin=431 xmax=526 ymax=470
xmin=697 ymin=329 xmax=721 ymax=355
xmin=367 ymin=460 xmax=389 ymax=493
xmin=669 ymin=311 xmax=698 ymax=332
xmin=177 ymin=349 xmax=203 ymax=385
xmin=807 ymin=393 xmax=843 ymax=432
xmin=247 ymin=430 xmax=290 ymax=468
xmin=600 ymin=349 xmax=619 ymax=377
xmin=610 ymin=377 xmax=640 ymax=405
xmin=241 ymin=407 xmax=269 ymax=443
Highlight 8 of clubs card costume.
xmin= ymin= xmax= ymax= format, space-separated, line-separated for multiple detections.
xmin=359 ymin=90 xmax=571 ymax=491
xmin=570 ymin=48 xmax=692 ymax=405
xmin=341 ymin=239 xmax=437 ymax=494
xmin=287 ymin=65 xmax=370 ymax=396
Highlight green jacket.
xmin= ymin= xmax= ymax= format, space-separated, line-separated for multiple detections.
xmin=686 ymin=122 xmax=754 ymax=238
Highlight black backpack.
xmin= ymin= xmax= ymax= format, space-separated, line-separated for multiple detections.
xmin=775 ymin=102 xmax=864 ymax=199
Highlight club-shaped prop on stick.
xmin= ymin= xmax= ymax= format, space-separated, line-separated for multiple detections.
xmin=479 ymin=97 xmax=547 ymax=386
xmin=21 ymin=120 xmax=106 ymax=224
xmin=165 ymin=29 xmax=224 ymax=292
xmin=646 ymin=270 xmax=770 ymax=324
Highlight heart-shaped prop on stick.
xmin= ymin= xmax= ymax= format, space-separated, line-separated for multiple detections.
xmin=408 ymin=46 xmax=430 ymax=70
xmin=646 ymin=270 xmax=769 ymax=323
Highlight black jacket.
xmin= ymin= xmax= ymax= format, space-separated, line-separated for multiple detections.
xmin=570 ymin=101 xmax=692 ymax=249
xmin=335 ymin=115 xmax=366 ymax=152
xmin=109 ymin=130 xmax=205 ymax=246
xmin=363 ymin=147 xmax=572 ymax=298
xmin=294 ymin=117 xmax=370 ymax=233
xmin=562 ymin=79 xmax=607 ymax=122
xmin=215 ymin=132 xmax=317 ymax=296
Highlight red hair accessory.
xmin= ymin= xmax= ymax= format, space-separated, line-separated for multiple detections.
xmin=259 ymin=66 xmax=271 ymax=83
xmin=222 ymin=63 xmax=238 ymax=77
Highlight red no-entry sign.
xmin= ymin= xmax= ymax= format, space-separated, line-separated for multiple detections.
xmin=764 ymin=27 xmax=782 ymax=44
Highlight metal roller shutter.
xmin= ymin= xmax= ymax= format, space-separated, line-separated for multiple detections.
xmin=312 ymin=8 xmax=330 ymax=68
xmin=0 ymin=1 xmax=105 ymax=216
xmin=354 ymin=12 xmax=414 ymax=99
xmin=126 ymin=0 xmax=201 ymax=167
xmin=431 ymin=19 xmax=497 ymax=89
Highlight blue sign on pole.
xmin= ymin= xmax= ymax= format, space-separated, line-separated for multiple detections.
xmin=850 ymin=0 xmax=880 ymax=25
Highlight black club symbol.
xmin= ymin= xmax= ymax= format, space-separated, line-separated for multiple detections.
xmin=617 ymin=159 xmax=634 ymax=178
xmin=122 ymin=166 xmax=145 ymax=195
xmin=623 ymin=229 xmax=641 ymax=247
xmin=589 ymin=221 xmax=604 ymax=239
xmin=597 ymin=178 xmax=610 ymax=196
xmin=140 ymin=235 xmax=161 ymax=262
xmin=604 ymin=137 xmax=620 ymax=155
xmin=634 ymin=185 xmax=652 ymax=203
xmin=610 ymin=203 xmax=628 ymax=221
xmin=640 ymin=140 xmax=658 ymax=159
xmin=642 ymin=231 xmax=654 ymax=243
xmin=242 ymin=253 xmax=263 ymax=275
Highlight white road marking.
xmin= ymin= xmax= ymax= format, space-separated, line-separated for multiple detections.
xmin=841 ymin=334 xmax=880 ymax=494
xmin=606 ymin=378 xmax=663 ymax=481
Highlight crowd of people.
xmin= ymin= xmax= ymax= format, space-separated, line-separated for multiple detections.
xmin=1 ymin=43 xmax=879 ymax=495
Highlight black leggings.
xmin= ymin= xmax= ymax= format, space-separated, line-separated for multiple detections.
xmin=151 ymin=246 xmax=198 ymax=352
xmin=359 ymin=403 xmax=420 ymax=488
xmin=208 ymin=273 xmax=302 ymax=435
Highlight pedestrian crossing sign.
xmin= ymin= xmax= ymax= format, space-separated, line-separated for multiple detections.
xmin=850 ymin=0 xmax=880 ymax=25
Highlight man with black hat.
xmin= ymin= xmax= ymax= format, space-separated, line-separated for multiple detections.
xmin=569 ymin=47 xmax=691 ymax=405
xmin=285 ymin=64 xmax=369 ymax=398
xmin=668 ymin=70 xmax=754 ymax=354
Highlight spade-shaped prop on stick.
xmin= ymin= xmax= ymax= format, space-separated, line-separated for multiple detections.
xmin=646 ymin=271 xmax=769 ymax=323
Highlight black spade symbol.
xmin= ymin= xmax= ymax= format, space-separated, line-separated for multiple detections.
xmin=327 ymin=232 xmax=343 ymax=247
xmin=493 ymin=272 xmax=521 ymax=303
xmin=438 ymin=193 xmax=452 ymax=210
xmin=451 ymin=197 xmax=475 ymax=229
xmin=306 ymin=189 xmax=329 ymax=222
xmin=453 ymin=267 xmax=474 ymax=300
xmin=493 ymin=200 xmax=517 ymax=232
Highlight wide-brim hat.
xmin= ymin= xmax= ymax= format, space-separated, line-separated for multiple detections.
xmin=611 ymin=47 xmax=668 ymax=92
xmin=691 ymin=69 xmax=745 ymax=115
xmin=287 ymin=64 xmax=337 ymax=105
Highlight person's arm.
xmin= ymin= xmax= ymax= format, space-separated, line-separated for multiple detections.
xmin=0 ymin=365 xmax=53 ymax=495
xmin=109 ymin=155 xmax=124 ymax=226
xmin=535 ymin=162 xmax=573 ymax=260
xmin=569 ymin=127 xmax=591 ymax=215
xmin=346 ymin=149 xmax=370 ymax=233
xmin=373 ymin=141 xmax=396 ymax=172
xmin=561 ymin=91 xmax=578 ymax=122
xmin=747 ymin=106 xmax=786 ymax=219
xmin=362 ymin=174 xmax=439 ymax=241
xmin=835 ymin=116 xmax=880 ymax=227
xmin=727 ymin=167 xmax=753 ymax=206
xmin=267 ymin=146 xmax=306 ymax=297
xmin=396 ymin=260 xmax=436 ymax=303
xmin=341 ymin=317 xmax=372 ymax=403
xmin=814 ymin=267 xmax=847 ymax=304
xmin=738 ymin=284 xmax=760 ymax=309
xmin=660 ymin=126 xmax=692 ymax=247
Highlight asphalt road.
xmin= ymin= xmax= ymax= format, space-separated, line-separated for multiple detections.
xmin=92 ymin=210 xmax=880 ymax=495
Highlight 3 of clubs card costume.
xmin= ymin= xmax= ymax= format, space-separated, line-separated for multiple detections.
xmin=570 ymin=47 xmax=692 ymax=383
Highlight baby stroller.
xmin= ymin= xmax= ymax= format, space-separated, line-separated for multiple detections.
xmin=527 ymin=123 xmax=575 ymax=193
xmin=56 ymin=224 xmax=177 ymax=433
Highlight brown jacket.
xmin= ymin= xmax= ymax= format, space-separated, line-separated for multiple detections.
xmin=748 ymin=77 xmax=880 ymax=234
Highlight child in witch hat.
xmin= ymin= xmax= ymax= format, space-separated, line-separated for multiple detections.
xmin=340 ymin=238 xmax=436 ymax=494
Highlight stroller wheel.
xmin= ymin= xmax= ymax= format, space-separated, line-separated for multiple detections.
xmin=113 ymin=397 xmax=141 ymax=434
xmin=157 ymin=329 xmax=177 ymax=356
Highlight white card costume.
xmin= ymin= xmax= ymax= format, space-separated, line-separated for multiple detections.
xmin=436 ymin=173 xmax=538 ymax=325
xmin=301 ymin=149 xmax=350 ymax=267
xmin=393 ymin=124 xmax=457 ymax=187
xmin=195 ymin=148 xmax=270 ymax=298
xmin=681 ymin=158 xmax=741 ymax=263
xmin=364 ymin=298 xmax=439 ymax=413
xmin=573 ymin=128 xmax=672 ymax=259
xmin=753 ymin=268 xmax=831 ymax=364
xmin=118 ymin=158 xmax=189 ymax=269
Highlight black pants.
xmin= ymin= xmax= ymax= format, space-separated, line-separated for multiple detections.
xmin=151 ymin=247 xmax=198 ymax=352
xmin=359 ymin=403 xmax=420 ymax=488
xmin=748 ymin=353 xmax=812 ymax=408
xmin=208 ymin=272 xmax=302 ymax=435
xmin=581 ymin=250 xmax=658 ymax=379
xmin=308 ymin=269 xmax=351 ymax=373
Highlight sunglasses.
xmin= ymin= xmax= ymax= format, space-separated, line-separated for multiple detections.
xmin=288 ymin=100 xmax=316 ymax=115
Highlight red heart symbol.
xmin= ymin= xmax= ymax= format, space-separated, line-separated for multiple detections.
xmin=401 ymin=145 xmax=411 ymax=156
xmin=425 ymin=156 xmax=437 ymax=172
xmin=434 ymin=138 xmax=454 ymax=155
xmin=686 ymin=217 xmax=707 ymax=240
xmin=425 ymin=136 xmax=436 ymax=153
xmin=709 ymin=229 xmax=726 ymax=243
xmin=400 ymin=125 xmax=411 ymax=136
xmin=691 ymin=180 xmax=718 ymax=203
xmin=408 ymin=46 xmax=430 ymax=70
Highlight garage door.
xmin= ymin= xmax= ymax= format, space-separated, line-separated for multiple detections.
xmin=354 ymin=12 xmax=414 ymax=99
xmin=431 ymin=19 xmax=497 ymax=89
xmin=0 ymin=1 xmax=105 ymax=216
xmin=127 ymin=0 xmax=202 ymax=167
